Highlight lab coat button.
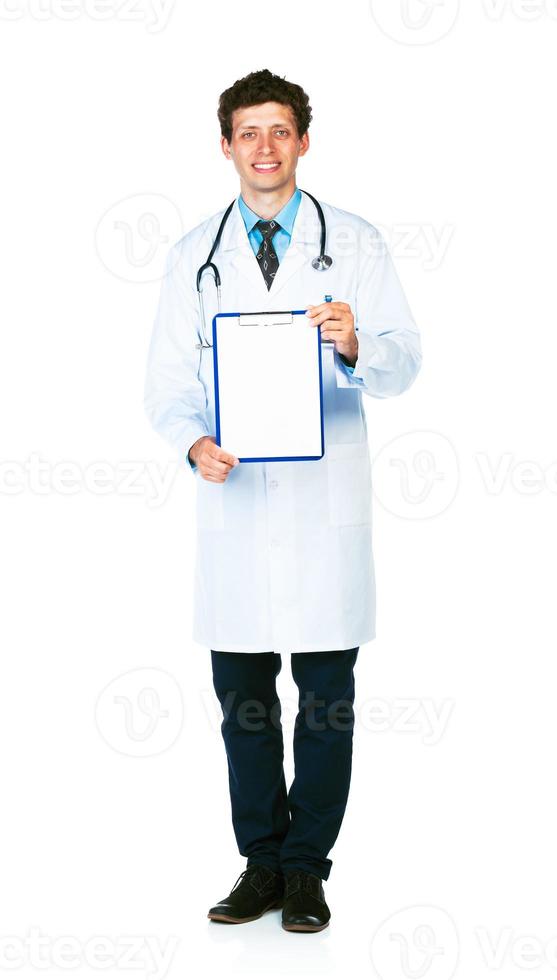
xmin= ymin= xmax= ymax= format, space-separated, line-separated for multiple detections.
xmin=268 ymin=480 xmax=278 ymax=490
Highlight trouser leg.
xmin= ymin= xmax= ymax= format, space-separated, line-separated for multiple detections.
xmin=210 ymin=650 xmax=290 ymax=874
xmin=279 ymin=647 xmax=359 ymax=881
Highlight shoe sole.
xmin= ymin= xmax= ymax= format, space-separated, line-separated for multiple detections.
xmin=282 ymin=920 xmax=330 ymax=932
xmin=207 ymin=899 xmax=283 ymax=923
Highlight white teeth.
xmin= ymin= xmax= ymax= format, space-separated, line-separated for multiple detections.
xmin=253 ymin=163 xmax=279 ymax=169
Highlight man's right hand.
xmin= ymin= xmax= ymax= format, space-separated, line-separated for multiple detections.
xmin=188 ymin=436 xmax=239 ymax=482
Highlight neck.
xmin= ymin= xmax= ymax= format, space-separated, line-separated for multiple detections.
xmin=240 ymin=178 xmax=297 ymax=219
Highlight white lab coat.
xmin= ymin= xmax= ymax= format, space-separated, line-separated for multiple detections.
xmin=144 ymin=191 xmax=421 ymax=653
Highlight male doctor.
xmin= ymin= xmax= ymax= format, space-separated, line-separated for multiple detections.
xmin=144 ymin=69 xmax=421 ymax=932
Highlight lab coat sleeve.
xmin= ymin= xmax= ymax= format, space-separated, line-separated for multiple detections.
xmin=334 ymin=226 xmax=422 ymax=397
xmin=144 ymin=241 xmax=210 ymax=474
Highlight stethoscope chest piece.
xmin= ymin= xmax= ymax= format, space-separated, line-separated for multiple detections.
xmin=312 ymin=254 xmax=333 ymax=271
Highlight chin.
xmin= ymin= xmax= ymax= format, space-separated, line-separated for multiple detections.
xmin=249 ymin=172 xmax=289 ymax=190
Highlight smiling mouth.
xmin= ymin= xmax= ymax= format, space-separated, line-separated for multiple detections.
xmin=252 ymin=162 xmax=281 ymax=172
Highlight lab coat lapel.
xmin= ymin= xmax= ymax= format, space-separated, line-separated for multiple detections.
xmin=219 ymin=191 xmax=321 ymax=303
xmin=267 ymin=190 xmax=321 ymax=298
xmin=219 ymin=199 xmax=270 ymax=301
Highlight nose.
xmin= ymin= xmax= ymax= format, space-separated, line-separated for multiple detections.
xmin=257 ymin=133 xmax=275 ymax=154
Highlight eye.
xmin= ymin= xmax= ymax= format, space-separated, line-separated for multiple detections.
xmin=275 ymin=129 xmax=288 ymax=136
xmin=242 ymin=132 xmax=255 ymax=138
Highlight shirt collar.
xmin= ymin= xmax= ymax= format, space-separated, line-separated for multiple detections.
xmin=238 ymin=187 xmax=302 ymax=237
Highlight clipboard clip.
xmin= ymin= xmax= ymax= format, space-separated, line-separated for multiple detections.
xmin=238 ymin=312 xmax=294 ymax=327
xmin=237 ymin=311 xmax=333 ymax=345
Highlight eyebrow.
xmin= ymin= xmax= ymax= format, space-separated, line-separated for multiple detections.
xmin=237 ymin=123 xmax=291 ymax=131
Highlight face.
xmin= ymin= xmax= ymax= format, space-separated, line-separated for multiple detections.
xmin=221 ymin=101 xmax=309 ymax=194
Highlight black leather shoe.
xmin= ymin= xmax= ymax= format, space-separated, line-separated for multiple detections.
xmin=281 ymin=870 xmax=331 ymax=932
xmin=207 ymin=864 xmax=284 ymax=923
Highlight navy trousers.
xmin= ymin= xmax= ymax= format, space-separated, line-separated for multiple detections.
xmin=210 ymin=647 xmax=359 ymax=881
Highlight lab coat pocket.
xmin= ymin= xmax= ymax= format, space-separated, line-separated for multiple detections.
xmin=195 ymin=475 xmax=225 ymax=530
xmin=326 ymin=441 xmax=372 ymax=527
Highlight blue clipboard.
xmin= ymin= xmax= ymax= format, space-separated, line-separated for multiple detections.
xmin=212 ymin=310 xmax=325 ymax=463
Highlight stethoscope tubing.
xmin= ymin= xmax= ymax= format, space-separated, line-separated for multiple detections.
xmin=196 ymin=189 xmax=331 ymax=349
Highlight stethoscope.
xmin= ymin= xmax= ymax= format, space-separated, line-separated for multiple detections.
xmin=195 ymin=189 xmax=333 ymax=350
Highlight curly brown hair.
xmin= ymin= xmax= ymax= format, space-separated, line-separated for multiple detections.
xmin=218 ymin=68 xmax=312 ymax=143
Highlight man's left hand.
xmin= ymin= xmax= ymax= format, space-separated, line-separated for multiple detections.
xmin=306 ymin=302 xmax=358 ymax=366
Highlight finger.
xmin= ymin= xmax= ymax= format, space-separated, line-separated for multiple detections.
xmin=207 ymin=457 xmax=236 ymax=475
xmin=306 ymin=302 xmax=348 ymax=318
xmin=318 ymin=323 xmax=346 ymax=337
xmin=309 ymin=310 xmax=347 ymax=326
xmin=306 ymin=303 xmax=334 ymax=318
xmin=204 ymin=462 xmax=231 ymax=478
xmin=210 ymin=445 xmax=240 ymax=466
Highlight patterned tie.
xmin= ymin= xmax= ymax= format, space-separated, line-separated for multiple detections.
xmin=255 ymin=219 xmax=281 ymax=289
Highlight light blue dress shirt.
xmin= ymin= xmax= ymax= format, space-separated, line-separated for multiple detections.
xmin=238 ymin=187 xmax=302 ymax=263
xmin=238 ymin=187 xmax=355 ymax=373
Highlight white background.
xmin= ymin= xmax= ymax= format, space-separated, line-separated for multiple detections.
xmin=1 ymin=0 xmax=556 ymax=977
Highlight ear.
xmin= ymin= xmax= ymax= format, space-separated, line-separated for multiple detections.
xmin=298 ymin=131 xmax=310 ymax=157
xmin=221 ymin=135 xmax=232 ymax=160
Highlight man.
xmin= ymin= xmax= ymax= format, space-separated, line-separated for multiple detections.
xmin=144 ymin=68 xmax=421 ymax=932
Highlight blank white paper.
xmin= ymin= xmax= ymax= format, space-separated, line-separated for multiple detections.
xmin=213 ymin=312 xmax=323 ymax=460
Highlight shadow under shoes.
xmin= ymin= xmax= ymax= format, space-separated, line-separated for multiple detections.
xmin=281 ymin=870 xmax=331 ymax=932
xmin=207 ymin=865 xmax=284 ymax=924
